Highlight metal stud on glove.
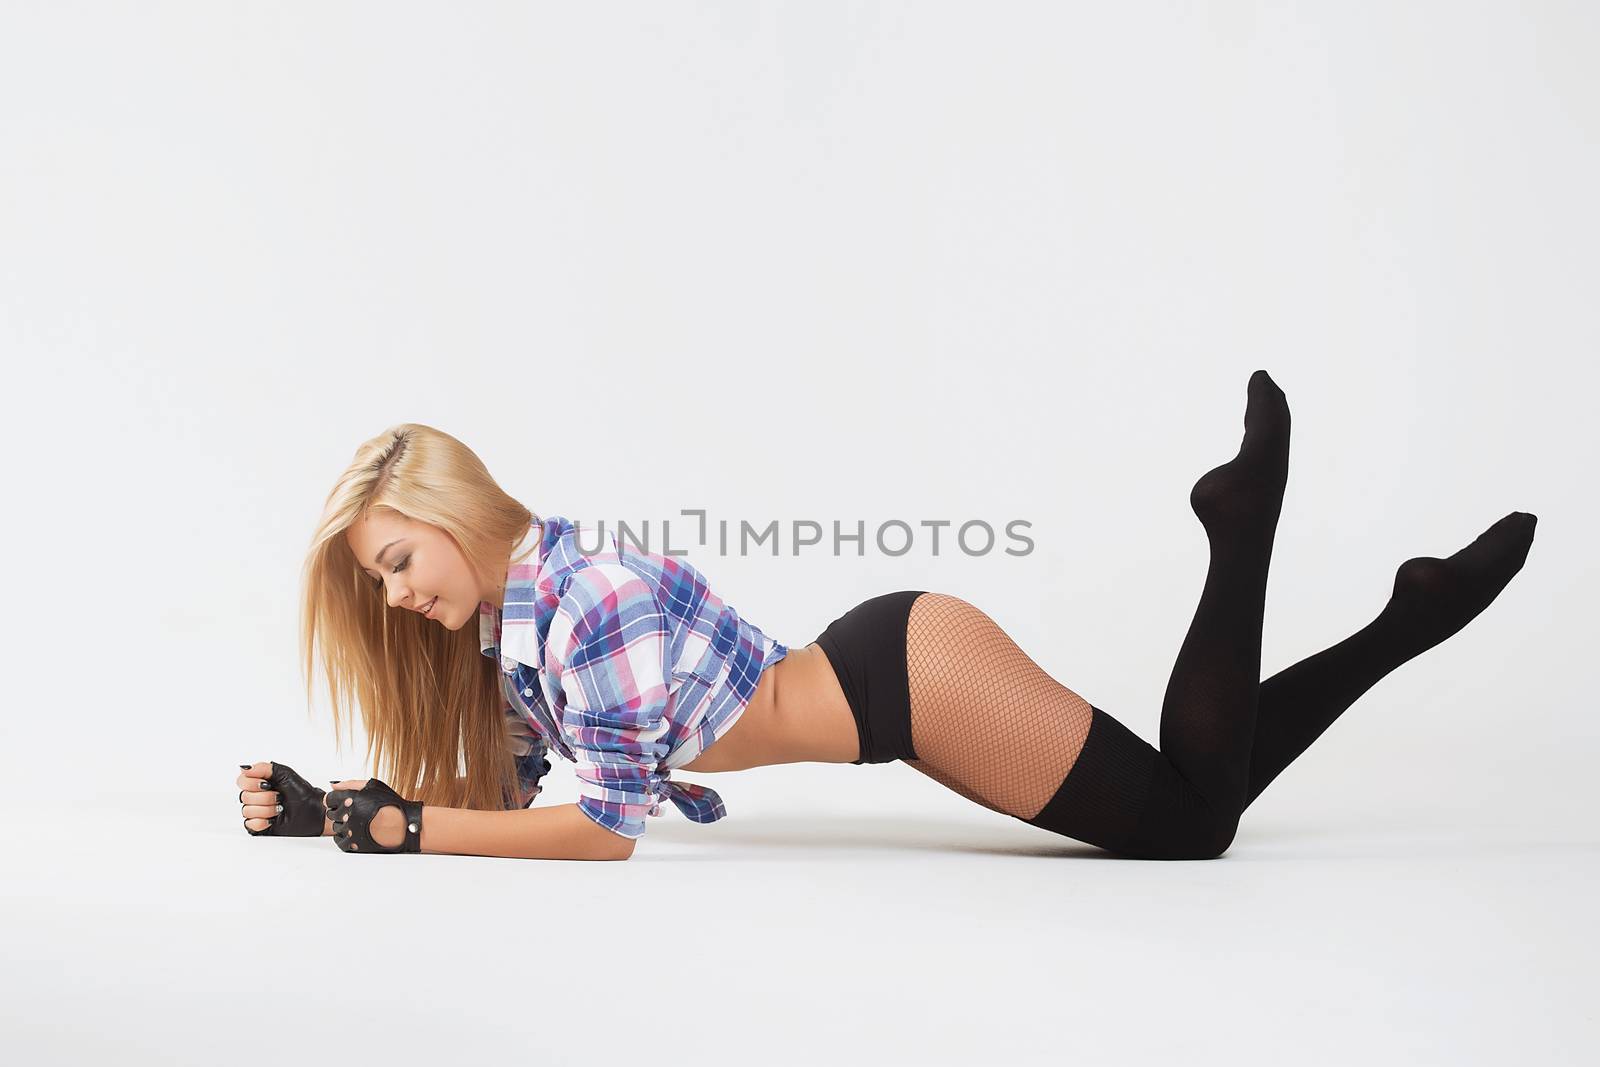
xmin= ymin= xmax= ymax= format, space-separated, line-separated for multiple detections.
xmin=323 ymin=777 xmax=424 ymax=854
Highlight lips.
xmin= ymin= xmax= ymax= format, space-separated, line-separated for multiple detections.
xmin=419 ymin=596 xmax=439 ymax=617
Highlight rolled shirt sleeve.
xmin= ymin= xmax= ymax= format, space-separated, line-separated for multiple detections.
xmin=544 ymin=564 xmax=675 ymax=839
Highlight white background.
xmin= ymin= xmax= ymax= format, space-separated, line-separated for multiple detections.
xmin=2 ymin=2 xmax=1595 ymax=1064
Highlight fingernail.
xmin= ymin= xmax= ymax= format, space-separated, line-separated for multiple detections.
xmin=240 ymin=764 xmax=251 ymax=769
xmin=329 ymin=780 xmax=339 ymax=784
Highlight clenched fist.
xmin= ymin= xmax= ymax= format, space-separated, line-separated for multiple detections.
xmin=237 ymin=761 xmax=330 ymax=837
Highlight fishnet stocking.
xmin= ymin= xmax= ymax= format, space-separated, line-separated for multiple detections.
xmin=903 ymin=593 xmax=1094 ymax=821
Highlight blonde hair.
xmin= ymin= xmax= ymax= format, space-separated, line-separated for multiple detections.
xmin=299 ymin=422 xmax=542 ymax=811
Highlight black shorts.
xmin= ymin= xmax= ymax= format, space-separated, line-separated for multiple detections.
xmin=813 ymin=589 xmax=928 ymax=765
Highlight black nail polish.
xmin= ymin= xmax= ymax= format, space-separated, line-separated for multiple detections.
xmin=240 ymin=764 xmax=251 ymax=769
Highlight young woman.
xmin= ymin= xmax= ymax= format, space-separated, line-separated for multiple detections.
xmin=236 ymin=370 xmax=1537 ymax=861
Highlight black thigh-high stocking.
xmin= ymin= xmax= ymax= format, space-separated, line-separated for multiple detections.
xmin=903 ymin=371 xmax=1536 ymax=858
xmin=1008 ymin=504 xmax=1538 ymax=858
xmin=1242 ymin=510 xmax=1537 ymax=809
xmin=1151 ymin=369 xmax=1291 ymax=824
xmin=1022 ymin=371 xmax=1291 ymax=859
xmin=1076 ymin=368 xmax=1293 ymax=857
xmin=904 ymin=371 xmax=1290 ymax=859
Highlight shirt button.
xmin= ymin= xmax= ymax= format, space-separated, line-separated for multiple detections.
xmin=523 ymin=687 xmax=534 ymax=697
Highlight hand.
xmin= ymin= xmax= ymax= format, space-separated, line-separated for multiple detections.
xmin=237 ymin=761 xmax=328 ymax=837
xmin=324 ymin=777 xmax=423 ymax=853
xmin=505 ymin=711 xmax=550 ymax=806
xmin=505 ymin=715 xmax=537 ymax=757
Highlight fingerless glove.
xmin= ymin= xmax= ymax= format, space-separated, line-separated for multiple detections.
xmin=244 ymin=762 xmax=328 ymax=838
xmin=324 ymin=778 xmax=424 ymax=854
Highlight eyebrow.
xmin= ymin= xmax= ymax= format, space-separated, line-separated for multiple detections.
xmin=364 ymin=539 xmax=403 ymax=575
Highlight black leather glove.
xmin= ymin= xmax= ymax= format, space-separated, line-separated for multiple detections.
xmin=242 ymin=761 xmax=328 ymax=837
xmin=324 ymin=778 xmax=423 ymax=854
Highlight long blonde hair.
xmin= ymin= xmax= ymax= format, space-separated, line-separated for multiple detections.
xmin=299 ymin=423 xmax=541 ymax=811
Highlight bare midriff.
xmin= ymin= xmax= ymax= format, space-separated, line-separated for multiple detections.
xmin=676 ymin=642 xmax=860 ymax=771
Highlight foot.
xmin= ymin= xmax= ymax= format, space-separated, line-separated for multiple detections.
xmin=1378 ymin=511 xmax=1538 ymax=658
xmin=1189 ymin=369 xmax=1292 ymax=539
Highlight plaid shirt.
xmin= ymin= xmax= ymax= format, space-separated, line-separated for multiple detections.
xmin=480 ymin=515 xmax=789 ymax=839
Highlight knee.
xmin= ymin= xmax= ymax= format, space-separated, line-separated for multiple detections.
xmin=1146 ymin=825 xmax=1235 ymax=860
xmin=1178 ymin=820 xmax=1237 ymax=860
xmin=1123 ymin=807 xmax=1239 ymax=861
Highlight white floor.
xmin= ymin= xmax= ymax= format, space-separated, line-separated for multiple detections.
xmin=6 ymin=772 xmax=1595 ymax=1066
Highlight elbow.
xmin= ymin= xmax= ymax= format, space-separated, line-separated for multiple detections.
xmin=608 ymin=828 xmax=639 ymax=860
xmin=593 ymin=835 xmax=637 ymax=861
xmin=571 ymin=794 xmax=642 ymax=859
xmin=581 ymin=814 xmax=639 ymax=860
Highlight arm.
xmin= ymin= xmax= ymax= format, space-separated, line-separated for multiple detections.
xmin=328 ymin=571 xmax=664 ymax=858
xmin=418 ymin=801 xmax=635 ymax=860
xmin=546 ymin=564 xmax=677 ymax=844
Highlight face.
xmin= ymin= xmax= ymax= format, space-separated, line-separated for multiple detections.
xmin=345 ymin=510 xmax=499 ymax=631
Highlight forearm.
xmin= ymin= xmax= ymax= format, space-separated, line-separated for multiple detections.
xmin=419 ymin=802 xmax=636 ymax=861
xmin=449 ymin=774 xmax=536 ymax=810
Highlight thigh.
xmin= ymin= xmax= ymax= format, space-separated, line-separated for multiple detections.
xmin=905 ymin=593 xmax=1095 ymax=821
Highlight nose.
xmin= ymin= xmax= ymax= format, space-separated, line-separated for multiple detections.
xmin=384 ymin=581 xmax=414 ymax=610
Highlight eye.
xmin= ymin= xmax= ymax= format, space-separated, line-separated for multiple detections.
xmin=370 ymin=555 xmax=411 ymax=589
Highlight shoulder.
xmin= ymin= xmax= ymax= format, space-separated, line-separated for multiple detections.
xmin=550 ymin=562 xmax=670 ymax=652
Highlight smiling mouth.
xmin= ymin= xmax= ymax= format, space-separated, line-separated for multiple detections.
xmin=421 ymin=596 xmax=439 ymax=616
